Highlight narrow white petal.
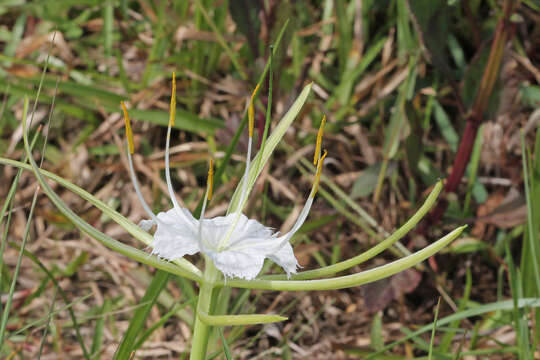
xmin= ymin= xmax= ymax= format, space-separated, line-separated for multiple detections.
xmin=151 ymin=208 xmax=200 ymax=260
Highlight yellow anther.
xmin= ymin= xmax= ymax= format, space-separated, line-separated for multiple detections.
xmin=207 ymin=158 xmax=214 ymax=201
xmin=169 ymin=73 xmax=176 ymax=127
xmin=312 ymin=150 xmax=327 ymax=198
xmin=248 ymin=84 xmax=260 ymax=138
xmin=313 ymin=114 xmax=326 ymax=165
xmin=121 ymin=101 xmax=134 ymax=154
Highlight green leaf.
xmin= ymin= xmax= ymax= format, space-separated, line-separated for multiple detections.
xmin=218 ymin=328 xmax=234 ymax=360
xmin=519 ymin=84 xmax=540 ymax=108
xmin=91 ymin=299 xmax=112 ymax=358
xmin=433 ymin=100 xmax=459 ymax=152
xmin=227 ymin=83 xmax=312 ymax=213
xmin=128 ymin=108 xmax=223 ymax=134
xmin=0 ymin=157 xmax=203 ymax=280
xmin=365 ymin=298 xmax=540 ymax=360
xmin=370 ymin=313 xmax=383 ymax=351
xmin=351 ymin=162 xmax=397 ymax=199
xmin=198 ymin=310 xmax=287 ymax=326
xmin=225 ymin=224 xmax=466 ymax=291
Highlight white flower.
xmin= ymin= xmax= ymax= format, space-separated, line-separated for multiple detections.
xmin=121 ymin=77 xmax=325 ymax=280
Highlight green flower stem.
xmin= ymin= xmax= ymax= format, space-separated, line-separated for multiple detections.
xmin=0 ymin=157 xmax=203 ymax=280
xmin=222 ymin=225 xmax=466 ymax=291
xmin=190 ymin=259 xmax=220 ymax=360
xmin=261 ymin=180 xmax=443 ymax=281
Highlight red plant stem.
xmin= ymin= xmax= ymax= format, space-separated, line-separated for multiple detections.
xmin=418 ymin=0 xmax=518 ymax=233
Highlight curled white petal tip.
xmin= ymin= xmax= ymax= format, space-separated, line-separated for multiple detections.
xmin=268 ymin=241 xmax=300 ymax=278
xmin=139 ymin=219 xmax=156 ymax=231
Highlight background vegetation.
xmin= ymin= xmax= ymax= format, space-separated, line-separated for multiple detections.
xmin=0 ymin=0 xmax=539 ymax=358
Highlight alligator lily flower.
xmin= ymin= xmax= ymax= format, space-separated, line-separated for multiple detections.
xmin=121 ymin=76 xmax=326 ymax=280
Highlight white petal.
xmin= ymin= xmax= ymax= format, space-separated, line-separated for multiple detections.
xmin=139 ymin=218 xmax=156 ymax=231
xmin=267 ymin=241 xmax=299 ymax=278
xmin=200 ymin=213 xmax=277 ymax=280
xmin=199 ymin=213 xmax=276 ymax=252
xmin=151 ymin=208 xmax=200 ymax=260
xmin=210 ymin=249 xmax=266 ymax=280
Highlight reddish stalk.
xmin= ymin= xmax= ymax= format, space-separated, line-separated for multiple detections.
xmin=418 ymin=0 xmax=519 ymax=234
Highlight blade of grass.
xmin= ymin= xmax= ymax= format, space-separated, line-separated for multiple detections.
xmin=463 ymin=124 xmax=484 ymax=214
xmin=428 ymin=297 xmax=441 ymax=360
xmin=438 ymin=266 xmax=472 ymax=352
xmin=103 ymin=0 xmax=113 ymax=72
xmin=373 ymin=54 xmax=418 ymax=203
xmin=365 ymin=297 xmax=540 ymax=359
xmin=0 ymin=130 xmax=40 ymax=301
xmin=0 ymin=157 xmax=202 ymax=279
xmin=505 ymin=240 xmax=532 ymax=359
xmin=218 ymin=328 xmax=234 ymax=360
xmin=90 ymin=299 xmax=111 ymax=359
xmin=227 ymin=82 xmax=312 ymax=213
xmin=193 ymin=0 xmax=247 ymax=80
xmin=141 ymin=0 xmax=165 ymax=87
xmin=9 ymin=293 xmax=94 ymax=339
xmin=520 ymin=131 xmax=540 ymax=294
xmin=9 ymin=243 xmax=91 ymax=356
xmin=114 ymin=270 xmax=170 ymax=360
xmin=214 ymin=20 xmax=289 ymax=190
xmin=2 ymin=75 xmax=91 ymax=355
xmin=132 ymin=298 xmax=197 ymax=351
xmin=0 ymin=170 xmax=71 ymax=353
xmin=37 ymin=286 xmax=58 ymax=359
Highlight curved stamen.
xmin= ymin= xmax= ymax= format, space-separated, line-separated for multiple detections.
xmin=238 ymin=84 xmax=259 ymax=210
xmin=198 ymin=159 xmax=213 ymax=249
xmin=207 ymin=158 xmax=214 ymax=201
xmin=313 ymin=114 xmax=326 ymax=165
xmin=127 ymin=150 xmax=159 ymax=222
xmin=237 ymin=136 xmax=252 ymax=210
xmin=275 ymin=117 xmax=327 ymax=246
xmin=273 ymin=150 xmax=327 ymax=251
xmin=121 ymin=101 xmax=158 ymax=222
xmin=163 ymin=73 xmax=192 ymax=223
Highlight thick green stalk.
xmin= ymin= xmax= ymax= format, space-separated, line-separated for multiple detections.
xmin=190 ymin=260 xmax=220 ymax=360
